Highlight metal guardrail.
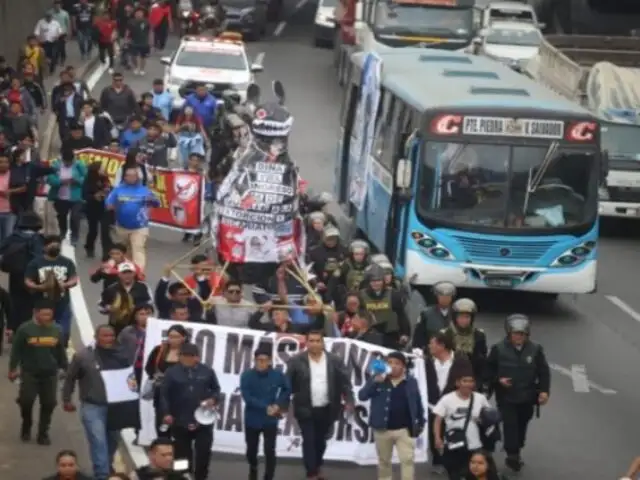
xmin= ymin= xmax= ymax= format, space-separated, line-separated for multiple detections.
xmin=545 ymin=34 xmax=640 ymax=67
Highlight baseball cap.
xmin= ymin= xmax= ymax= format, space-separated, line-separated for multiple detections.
xmin=118 ymin=262 xmax=136 ymax=273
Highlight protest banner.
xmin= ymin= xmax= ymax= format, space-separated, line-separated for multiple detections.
xmin=138 ymin=318 xmax=430 ymax=465
xmin=38 ymin=149 xmax=205 ymax=232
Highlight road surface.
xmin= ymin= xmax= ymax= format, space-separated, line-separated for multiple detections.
xmin=75 ymin=0 xmax=640 ymax=477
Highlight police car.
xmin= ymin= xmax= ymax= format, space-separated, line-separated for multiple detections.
xmin=161 ymin=33 xmax=263 ymax=112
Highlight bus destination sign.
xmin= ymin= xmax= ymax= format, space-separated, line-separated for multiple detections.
xmin=462 ymin=116 xmax=564 ymax=139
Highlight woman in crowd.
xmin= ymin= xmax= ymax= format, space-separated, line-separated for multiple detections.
xmin=43 ymin=449 xmax=92 ymax=480
xmin=82 ymin=161 xmax=112 ymax=259
xmin=144 ymin=323 xmax=189 ymax=437
xmin=9 ymin=147 xmax=53 ymax=215
xmin=175 ymin=105 xmax=206 ymax=167
xmin=118 ymin=303 xmax=154 ymax=386
xmin=463 ymin=450 xmax=506 ymax=480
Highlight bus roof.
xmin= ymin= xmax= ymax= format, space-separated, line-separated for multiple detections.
xmin=351 ymin=48 xmax=594 ymax=117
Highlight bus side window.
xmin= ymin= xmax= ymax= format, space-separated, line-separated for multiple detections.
xmin=373 ymin=92 xmax=394 ymax=167
xmin=341 ymin=81 xmax=359 ymax=129
xmin=383 ymin=100 xmax=407 ymax=167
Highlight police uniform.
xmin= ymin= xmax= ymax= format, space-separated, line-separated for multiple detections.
xmin=360 ymin=286 xmax=410 ymax=349
xmin=307 ymin=226 xmax=347 ymax=301
xmin=484 ymin=314 xmax=551 ymax=472
xmin=411 ymin=282 xmax=457 ymax=352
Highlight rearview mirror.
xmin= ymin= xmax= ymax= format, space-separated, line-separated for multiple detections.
xmin=160 ymin=56 xmax=171 ymax=66
xmin=250 ymin=63 xmax=263 ymax=73
xmin=396 ymin=159 xmax=412 ymax=189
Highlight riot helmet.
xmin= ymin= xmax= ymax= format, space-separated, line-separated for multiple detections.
xmin=452 ymin=298 xmax=477 ymax=331
xmin=505 ymin=313 xmax=530 ymax=335
xmin=366 ymin=264 xmax=385 ymax=285
xmin=307 ymin=211 xmax=326 ymax=231
xmin=433 ymin=281 xmax=456 ymax=307
xmin=371 ymin=253 xmax=393 ymax=275
xmin=349 ymin=240 xmax=369 ymax=263
xmin=322 ymin=226 xmax=340 ymax=247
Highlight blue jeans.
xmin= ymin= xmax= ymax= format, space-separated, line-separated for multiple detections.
xmin=76 ymin=29 xmax=93 ymax=56
xmin=80 ymin=403 xmax=119 ymax=480
xmin=54 ymin=302 xmax=72 ymax=348
xmin=0 ymin=212 xmax=15 ymax=244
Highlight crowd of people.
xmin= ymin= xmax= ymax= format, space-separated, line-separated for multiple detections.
xmin=0 ymin=2 xmax=564 ymax=480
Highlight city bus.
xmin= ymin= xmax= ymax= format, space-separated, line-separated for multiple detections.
xmin=335 ymin=48 xmax=604 ymax=297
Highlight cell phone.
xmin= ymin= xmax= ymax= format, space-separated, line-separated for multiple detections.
xmin=173 ymin=459 xmax=189 ymax=472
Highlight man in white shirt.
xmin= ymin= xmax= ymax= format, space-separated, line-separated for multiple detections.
xmin=34 ymin=12 xmax=63 ymax=74
xmin=286 ymin=331 xmax=355 ymax=480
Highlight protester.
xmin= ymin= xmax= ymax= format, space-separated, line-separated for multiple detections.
xmin=34 ymin=11 xmax=63 ymax=73
xmin=62 ymin=325 xmax=132 ymax=480
xmin=0 ymin=152 xmax=15 ymax=243
xmin=358 ymin=351 xmax=424 ymax=480
xmin=19 ymin=35 xmax=47 ymax=84
xmin=21 ymin=64 xmax=47 ymax=112
xmin=132 ymin=438 xmax=179 ymax=480
xmin=62 ymin=122 xmax=94 ymax=152
xmin=47 ymin=148 xmax=87 ymax=243
xmin=160 ymin=343 xmax=221 ymax=480
xmin=464 ymin=450 xmax=507 ymax=480
xmin=9 ymin=146 xmax=53 ymax=214
xmin=83 ymin=161 xmax=112 ymax=258
xmin=137 ymin=121 xmax=176 ymax=168
xmin=155 ymin=262 xmax=206 ymax=321
xmin=120 ymin=115 xmax=148 ymax=151
xmin=149 ymin=0 xmax=173 ymax=50
xmin=94 ymin=10 xmax=118 ymax=73
xmin=99 ymin=72 xmax=138 ymax=130
xmin=53 ymin=82 xmax=83 ymax=142
xmin=43 ymin=449 xmax=93 ymax=480
xmin=105 ymin=164 xmax=160 ymax=270
xmin=240 ymin=344 xmax=291 ymax=480
xmin=286 ymin=330 xmax=355 ymax=479
xmin=151 ymin=78 xmax=173 ymax=121
xmin=208 ymin=279 xmax=257 ymax=327
xmin=80 ymin=100 xmax=113 ymax=147
xmin=117 ymin=303 xmax=153 ymax=384
xmin=72 ymin=0 xmax=95 ymax=60
xmin=127 ymin=8 xmax=151 ymax=76
xmin=51 ymin=0 xmax=71 ymax=66
xmin=9 ymin=299 xmax=68 ymax=445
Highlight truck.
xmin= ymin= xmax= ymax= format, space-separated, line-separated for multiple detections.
xmin=533 ymin=0 xmax=640 ymax=35
xmin=335 ymin=47 xmax=603 ymax=298
xmin=525 ymin=34 xmax=640 ymax=219
xmin=333 ymin=0 xmax=478 ymax=85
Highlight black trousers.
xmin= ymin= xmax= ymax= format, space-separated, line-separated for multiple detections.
xmin=85 ymin=199 xmax=112 ymax=257
xmin=172 ymin=425 xmax=213 ymax=480
xmin=154 ymin=23 xmax=169 ymax=49
xmin=7 ymin=274 xmax=33 ymax=331
xmin=499 ymin=402 xmax=534 ymax=457
xmin=98 ymin=41 xmax=115 ymax=68
xmin=18 ymin=371 xmax=58 ymax=436
xmin=57 ymin=35 xmax=67 ymax=65
xmin=428 ymin=411 xmax=444 ymax=466
xmin=42 ymin=41 xmax=57 ymax=73
xmin=298 ymin=406 xmax=331 ymax=477
xmin=245 ymin=425 xmax=277 ymax=480
xmin=443 ymin=448 xmax=475 ymax=479
xmin=53 ymin=199 xmax=82 ymax=242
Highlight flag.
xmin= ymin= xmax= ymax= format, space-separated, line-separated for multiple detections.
xmin=101 ymin=365 xmax=141 ymax=431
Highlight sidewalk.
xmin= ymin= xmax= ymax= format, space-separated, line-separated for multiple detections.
xmin=0 ymin=42 xmax=98 ymax=478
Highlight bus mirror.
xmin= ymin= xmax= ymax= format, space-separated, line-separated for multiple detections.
xmin=396 ymin=159 xmax=412 ymax=189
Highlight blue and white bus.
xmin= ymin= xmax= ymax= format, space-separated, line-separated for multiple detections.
xmin=335 ymin=48 xmax=604 ymax=297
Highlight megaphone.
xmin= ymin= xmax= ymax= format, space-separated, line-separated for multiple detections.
xmin=369 ymin=358 xmax=391 ymax=378
xmin=194 ymin=402 xmax=219 ymax=426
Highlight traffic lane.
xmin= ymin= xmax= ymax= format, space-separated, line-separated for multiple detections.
xmin=472 ymin=296 xmax=636 ymax=479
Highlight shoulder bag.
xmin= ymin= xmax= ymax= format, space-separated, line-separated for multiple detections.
xmin=444 ymin=392 xmax=475 ymax=451
xmin=140 ymin=344 xmax=167 ymax=400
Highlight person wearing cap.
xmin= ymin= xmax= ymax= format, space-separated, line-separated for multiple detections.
xmin=160 ymin=343 xmax=221 ymax=480
xmin=413 ymin=281 xmax=457 ymax=353
xmin=433 ymin=362 xmax=492 ymax=479
xmin=327 ymin=239 xmax=370 ymax=310
xmin=240 ymin=344 xmax=291 ymax=480
xmin=62 ymin=324 xmax=133 ymax=480
xmin=9 ymin=299 xmax=68 ymax=445
xmin=136 ymin=120 xmax=177 ymax=169
xmin=151 ymin=79 xmax=174 ymax=122
xmin=90 ymin=242 xmax=144 ymax=289
xmin=359 ymin=264 xmax=411 ymax=350
xmin=483 ymin=314 xmax=550 ymax=473
xmin=359 ymin=351 xmax=425 ymax=480
xmin=25 ymin=234 xmax=78 ymax=347
xmin=441 ymin=298 xmax=487 ymax=387
xmin=46 ymin=146 xmax=87 ymax=245
xmin=120 ymin=115 xmax=148 ymax=151
xmin=99 ymin=261 xmax=152 ymax=335
xmin=307 ymin=225 xmax=347 ymax=300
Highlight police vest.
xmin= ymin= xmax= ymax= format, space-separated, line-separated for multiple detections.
xmin=361 ymin=288 xmax=398 ymax=333
xmin=345 ymin=260 xmax=366 ymax=291
xmin=496 ymin=340 xmax=539 ymax=404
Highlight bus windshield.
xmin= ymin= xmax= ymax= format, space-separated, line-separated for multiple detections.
xmin=601 ymin=122 xmax=640 ymax=159
xmin=374 ymin=4 xmax=473 ymax=37
xmin=417 ymin=141 xmax=598 ymax=229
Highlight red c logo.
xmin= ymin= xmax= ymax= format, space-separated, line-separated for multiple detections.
xmin=431 ymin=115 xmax=462 ymax=135
xmin=567 ymin=122 xmax=596 ymax=142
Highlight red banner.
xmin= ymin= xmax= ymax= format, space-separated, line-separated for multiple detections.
xmin=41 ymin=149 xmax=205 ymax=232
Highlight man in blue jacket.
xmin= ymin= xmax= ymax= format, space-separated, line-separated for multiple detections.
xmin=160 ymin=343 xmax=221 ymax=480
xmin=359 ymin=351 xmax=425 ymax=480
xmin=240 ymin=343 xmax=291 ymax=480
xmin=151 ymin=78 xmax=174 ymax=121
xmin=184 ymin=84 xmax=217 ymax=131
xmin=105 ymin=164 xmax=159 ymax=271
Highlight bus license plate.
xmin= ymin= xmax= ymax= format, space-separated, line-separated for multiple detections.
xmin=486 ymin=277 xmax=513 ymax=288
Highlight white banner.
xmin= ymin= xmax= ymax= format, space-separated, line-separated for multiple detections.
xmin=139 ymin=318 xmax=430 ymax=465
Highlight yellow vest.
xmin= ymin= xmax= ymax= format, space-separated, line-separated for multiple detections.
xmin=24 ymin=46 xmax=41 ymax=73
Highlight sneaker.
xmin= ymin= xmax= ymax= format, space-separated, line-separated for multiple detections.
xmin=108 ymin=67 xmax=114 ymax=74
xmin=20 ymin=423 xmax=31 ymax=442
xmin=505 ymin=455 xmax=523 ymax=472
xmin=140 ymin=70 xmax=145 ymax=76
xmin=430 ymin=465 xmax=446 ymax=475
xmin=133 ymin=69 xmax=140 ymax=75
xmin=249 ymin=467 xmax=257 ymax=480
xmin=36 ymin=433 xmax=51 ymax=446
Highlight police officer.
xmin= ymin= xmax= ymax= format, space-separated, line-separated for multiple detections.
xmin=328 ymin=239 xmax=370 ymax=309
xmin=160 ymin=343 xmax=221 ymax=480
xmin=441 ymin=298 xmax=487 ymax=387
xmin=359 ymin=265 xmax=410 ymax=349
xmin=484 ymin=314 xmax=551 ymax=473
xmin=307 ymin=226 xmax=347 ymax=301
xmin=412 ymin=282 xmax=456 ymax=352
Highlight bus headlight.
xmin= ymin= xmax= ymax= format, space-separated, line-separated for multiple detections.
xmin=551 ymin=241 xmax=595 ymax=267
xmin=413 ymin=233 xmax=455 ymax=260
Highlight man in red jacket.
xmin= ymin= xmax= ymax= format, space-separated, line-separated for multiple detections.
xmin=94 ymin=10 xmax=118 ymax=73
xmin=149 ymin=0 xmax=173 ymax=50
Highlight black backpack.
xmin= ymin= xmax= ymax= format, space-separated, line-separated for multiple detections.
xmin=0 ymin=235 xmax=36 ymax=275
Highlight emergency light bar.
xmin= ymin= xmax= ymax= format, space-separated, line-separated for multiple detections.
xmin=216 ymin=31 xmax=244 ymax=42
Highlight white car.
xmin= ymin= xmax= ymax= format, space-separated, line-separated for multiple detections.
xmin=161 ymin=34 xmax=263 ymax=112
xmin=481 ymin=1 xmax=543 ymax=29
xmin=314 ymin=0 xmax=338 ymax=47
xmin=477 ymin=21 xmax=543 ymax=66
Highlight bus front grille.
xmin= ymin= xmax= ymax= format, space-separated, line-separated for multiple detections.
xmin=452 ymin=236 xmax=555 ymax=265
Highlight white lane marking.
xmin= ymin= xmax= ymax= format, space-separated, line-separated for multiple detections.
xmin=273 ymin=0 xmax=311 ymax=37
xmin=254 ymin=51 xmax=265 ymax=66
xmin=606 ymin=295 xmax=640 ymax=324
xmin=64 ymin=60 xmax=150 ymax=470
xmin=549 ymin=363 xmax=617 ymax=395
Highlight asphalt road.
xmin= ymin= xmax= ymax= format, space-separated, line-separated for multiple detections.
xmin=77 ymin=1 xmax=640 ymax=478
